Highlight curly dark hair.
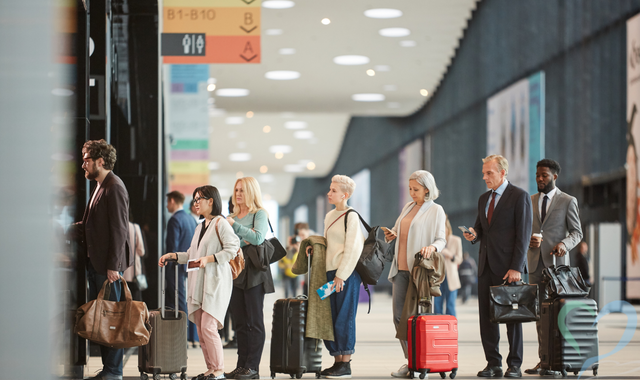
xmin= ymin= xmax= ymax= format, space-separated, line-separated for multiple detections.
xmin=83 ymin=139 xmax=117 ymax=170
xmin=537 ymin=158 xmax=561 ymax=175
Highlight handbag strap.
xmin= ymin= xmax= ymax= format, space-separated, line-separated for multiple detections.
xmin=214 ymin=217 xmax=224 ymax=249
xmin=325 ymin=211 xmax=348 ymax=237
xmin=343 ymin=209 xmax=372 ymax=233
xmin=133 ymin=224 xmax=138 ymax=277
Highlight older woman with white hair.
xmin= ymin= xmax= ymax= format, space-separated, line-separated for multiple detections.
xmin=306 ymin=174 xmax=365 ymax=379
xmin=384 ymin=170 xmax=447 ymax=378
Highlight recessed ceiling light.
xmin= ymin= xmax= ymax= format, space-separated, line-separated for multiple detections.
xmin=265 ymin=70 xmax=301 ymax=80
xmin=207 ymin=84 xmax=216 ymax=91
xmin=374 ymin=65 xmax=390 ymax=72
xmin=284 ymin=164 xmax=304 ymax=173
xmin=333 ymin=55 xmax=370 ymax=65
xmin=379 ymin=27 xmax=410 ymax=37
xmin=217 ymin=88 xmax=249 ymax=97
xmin=420 ymin=89 xmax=429 ymax=96
xmin=269 ymin=145 xmax=293 ymax=154
xmin=208 ymin=162 xmax=220 ymax=170
xmin=307 ymin=162 xmax=316 ymax=170
xmin=265 ymin=29 xmax=283 ymax=35
xmin=226 ymin=116 xmax=244 ymax=125
xmin=366 ymin=69 xmax=375 ymax=76
xmin=246 ymin=111 xmax=254 ymax=118
xmin=383 ymin=84 xmax=397 ymax=91
xmin=260 ymin=165 xmax=268 ymax=173
xmin=321 ymin=18 xmax=331 ymax=25
xmin=279 ymin=48 xmax=296 ymax=55
xmin=229 ymin=153 xmax=251 ymax=162
xmin=263 ymin=125 xmax=271 ymax=133
xmin=275 ymin=152 xmax=284 ymax=159
xmin=387 ymin=102 xmax=400 ymax=108
xmin=236 ymin=171 xmax=244 ymax=179
xmin=400 ymin=40 xmax=417 ymax=47
xmin=364 ymin=8 xmax=403 ymax=19
xmin=262 ymin=0 xmax=294 ymax=9
xmin=294 ymin=130 xmax=314 ymax=139
xmin=352 ymin=93 xmax=385 ymax=102
xmin=285 ymin=121 xmax=307 ymax=129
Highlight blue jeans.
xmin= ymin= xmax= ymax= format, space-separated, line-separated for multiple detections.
xmin=434 ymin=275 xmax=458 ymax=317
xmin=87 ymin=263 xmax=124 ymax=376
xmin=324 ymin=270 xmax=361 ymax=356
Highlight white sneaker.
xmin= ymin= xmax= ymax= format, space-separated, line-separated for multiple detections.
xmin=391 ymin=364 xmax=410 ymax=378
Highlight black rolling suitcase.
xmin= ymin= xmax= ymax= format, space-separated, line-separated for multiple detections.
xmin=139 ymin=259 xmax=188 ymax=380
xmin=540 ymin=297 xmax=599 ymax=377
xmin=270 ymin=260 xmax=322 ymax=379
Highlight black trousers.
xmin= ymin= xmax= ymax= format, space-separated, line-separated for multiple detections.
xmin=230 ymin=284 xmax=266 ymax=371
xmin=478 ymin=267 xmax=524 ymax=368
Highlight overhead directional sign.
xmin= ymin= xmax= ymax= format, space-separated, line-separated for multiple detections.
xmin=162 ymin=0 xmax=261 ymax=64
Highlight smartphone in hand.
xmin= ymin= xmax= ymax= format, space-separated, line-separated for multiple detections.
xmin=458 ymin=226 xmax=475 ymax=236
xmin=381 ymin=227 xmax=395 ymax=235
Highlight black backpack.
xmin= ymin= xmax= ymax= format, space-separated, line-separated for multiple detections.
xmin=343 ymin=210 xmax=393 ymax=307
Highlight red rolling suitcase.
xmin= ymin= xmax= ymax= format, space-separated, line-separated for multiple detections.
xmin=407 ymin=310 xmax=458 ymax=379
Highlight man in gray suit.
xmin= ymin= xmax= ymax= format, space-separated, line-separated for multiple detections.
xmin=524 ymin=159 xmax=583 ymax=375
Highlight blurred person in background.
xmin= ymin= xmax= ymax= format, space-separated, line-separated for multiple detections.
xmin=434 ymin=216 xmax=463 ymax=317
xmin=225 ymin=177 xmax=274 ymax=380
xmin=280 ymin=222 xmax=311 ymax=298
xmin=458 ymin=252 xmax=477 ymax=304
xmin=122 ymin=215 xmax=146 ymax=301
xmin=574 ymin=241 xmax=591 ymax=286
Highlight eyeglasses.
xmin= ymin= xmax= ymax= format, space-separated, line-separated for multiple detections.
xmin=193 ymin=196 xmax=210 ymax=203
xmin=81 ymin=158 xmax=94 ymax=167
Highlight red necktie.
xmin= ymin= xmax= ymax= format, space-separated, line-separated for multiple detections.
xmin=487 ymin=192 xmax=497 ymax=224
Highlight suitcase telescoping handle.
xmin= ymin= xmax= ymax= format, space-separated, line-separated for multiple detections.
xmin=161 ymin=257 xmax=179 ymax=319
xmin=551 ymin=250 xmax=569 ymax=266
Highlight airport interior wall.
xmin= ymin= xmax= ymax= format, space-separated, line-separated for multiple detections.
xmin=281 ymin=0 xmax=640 ymax=271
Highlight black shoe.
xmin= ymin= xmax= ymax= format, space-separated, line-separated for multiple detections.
xmin=325 ymin=361 xmax=351 ymax=379
xmin=321 ymin=362 xmax=339 ymax=376
xmin=504 ymin=366 xmax=522 ymax=378
xmin=524 ymin=362 xmax=541 ymax=375
xmin=224 ymin=367 xmax=242 ymax=379
xmin=234 ymin=368 xmax=259 ymax=380
xmin=477 ymin=365 xmax=503 ymax=377
xmin=223 ymin=339 xmax=237 ymax=349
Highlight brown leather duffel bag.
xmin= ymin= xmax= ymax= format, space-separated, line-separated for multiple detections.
xmin=75 ymin=276 xmax=151 ymax=348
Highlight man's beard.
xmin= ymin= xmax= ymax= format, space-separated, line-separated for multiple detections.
xmin=85 ymin=168 xmax=98 ymax=180
xmin=538 ymin=181 xmax=554 ymax=194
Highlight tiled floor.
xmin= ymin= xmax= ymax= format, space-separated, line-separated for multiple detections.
xmin=85 ymin=290 xmax=640 ymax=379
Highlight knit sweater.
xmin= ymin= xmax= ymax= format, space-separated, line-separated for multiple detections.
xmin=323 ymin=207 xmax=365 ymax=280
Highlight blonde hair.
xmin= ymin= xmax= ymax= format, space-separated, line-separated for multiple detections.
xmin=230 ymin=177 xmax=267 ymax=217
xmin=483 ymin=154 xmax=509 ymax=176
xmin=445 ymin=215 xmax=452 ymax=237
xmin=409 ymin=170 xmax=440 ymax=201
xmin=331 ymin=175 xmax=356 ymax=199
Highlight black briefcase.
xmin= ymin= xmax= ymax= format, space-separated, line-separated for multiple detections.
xmin=489 ymin=281 xmax=539 ymax=323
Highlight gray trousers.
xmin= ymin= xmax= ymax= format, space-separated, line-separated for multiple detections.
xmin=391 ymin=270 xmax=410 ymax=359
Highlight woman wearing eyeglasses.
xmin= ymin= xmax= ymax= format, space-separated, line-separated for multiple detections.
xmin=159 ymin=185 xmax=239 ymax=380
xmin=224 ymin=177 xmax=273 ymax=380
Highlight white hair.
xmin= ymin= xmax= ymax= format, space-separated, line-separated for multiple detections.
xmin=483 ymin=154 xmax=509 ymax=175
xmin=409 ymin=170 xmax=440 ymax=201
xmin=331 ymin=175 xmax=356 ymax=199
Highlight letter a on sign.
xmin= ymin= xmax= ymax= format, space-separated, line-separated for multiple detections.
xmin=240 ymin=41 xmax=258 ymax=62
xmin=243 ymin=42 xmax=254 ymax=54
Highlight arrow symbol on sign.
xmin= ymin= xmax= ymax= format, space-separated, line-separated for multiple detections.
xmin=240 ymin=0 xmax=256 ymax=3
xmin=240 ymin=26 xmax=258 ymax=34
xmin=240 ymin=54 xmax=258 ymax=62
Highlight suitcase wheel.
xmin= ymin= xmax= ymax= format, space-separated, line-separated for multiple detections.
xmin=153 ymin=375 xmax=161 ymax=380
xmin=560 ymin=369 xmax=567 ymax=378
xmin=593 ymin=368 xmax=598 ymax=376
xmin=409 ymin=371 xmax=414 ymax=379
xmin=419 ymin=373 xmax=426 ymax=379
xmin=271 ymin=371 xmax=275 ymax=379
xmin=170 ymin=373 xmax=178 ymax=380
xmin=181 ymin=372 xmax=188 ymax=380
xmin=290 ymin=375 xmax=295 ymax=379
xmin=450 ymin=368 xmax=457 ymax=379
xmin=140 ymin=373 xmax=148 ymax=380
xmin=316 ymin=371 xmax=321 ymax=379
xmin=440 ymin=372 xmax=446 ymax=379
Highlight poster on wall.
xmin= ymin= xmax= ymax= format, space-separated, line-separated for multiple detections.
xmin=626 ymin=14 xmax=640 ymax=299
xmin=486 ymin=72 xmax=545 ymax=196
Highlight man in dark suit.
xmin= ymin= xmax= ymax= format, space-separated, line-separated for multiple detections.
xmin=165 ymin=190 xmax=197 ymax=313
xmin=464 ymin=154 xmax=532 ymax=378
xmin=525 ymin=159 xmax=582 ymax=375
xmin=79 ymin=139 xmax=132 ymax=380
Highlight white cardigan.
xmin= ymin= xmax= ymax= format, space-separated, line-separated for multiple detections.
xmin=388 ymin=201 xmax=447 ymax=280
xmin=176 ymin=216 xmax=239 ymax=328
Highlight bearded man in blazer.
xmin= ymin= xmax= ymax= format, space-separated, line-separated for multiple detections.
xmin=78 ymin=139 xmax=132 ymax=380
xmin=464 ymin=155 xmax=532 ymax=378
xmin=524 ymin=159 xmax=583 ymax=376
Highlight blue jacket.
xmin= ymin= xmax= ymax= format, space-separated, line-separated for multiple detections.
xmin=166 ymin=209 xmax=198 ymax=253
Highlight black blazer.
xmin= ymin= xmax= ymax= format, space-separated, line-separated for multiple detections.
xmin=472 ymin=182 xmax=532 ymax=277
xmin=81 ymin=172 xmax=132 ymax=274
